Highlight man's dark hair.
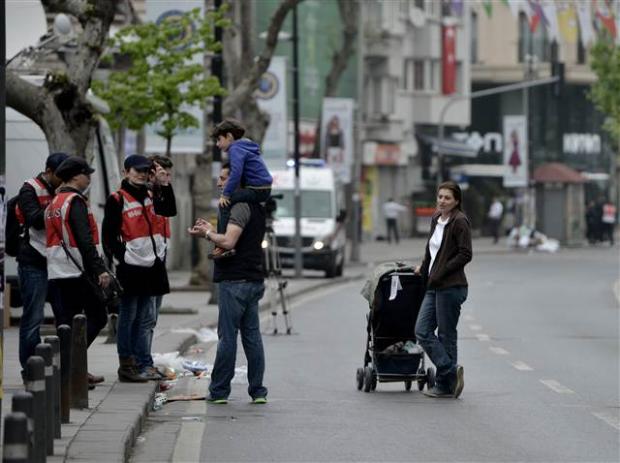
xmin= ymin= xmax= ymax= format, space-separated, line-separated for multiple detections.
xmin=149 ymin=154 xmax=173 ymax=169
xmin=221 ymin=162 xmax=230 ymax=170
xmin=212 ymin=119 xmax=246 ymax=140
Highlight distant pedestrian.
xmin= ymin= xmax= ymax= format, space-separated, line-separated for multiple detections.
xmin=585 ymin=200 xmax=598 ymax=244
xmin=102 ymin=155 xmax=176 ymax=382
xmin=45 ymin=156 xmax=110 ymax=388
xmin=382 ymin=198 xmax=407 ymax=244
xmin=15 ymin=152 xmax=68 ymax=376
xmin=487 ymin=197 xmax=503 ymax=244
xmin=188 ymin=163 xmax=268 ymax=405
xmin=601 ymin=200 xmax=616 ymax=246
xmin=414 ymin=181 xmax=472 ymax=399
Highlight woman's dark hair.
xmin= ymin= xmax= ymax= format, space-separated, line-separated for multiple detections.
xmin=437 ymin=180 xmax=463 ymax=211
xmin=148 ymin=154 xmax=173 ymax=169
xmin=212 ymin=119 xmax=246 ymax=140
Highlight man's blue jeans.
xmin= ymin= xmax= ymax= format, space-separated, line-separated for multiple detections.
xmin=117 ymin=295 xmax=155 ymax=369
xmin=209 ymin=281 xmax=267 ymax=400
xmin=18 ymin=264 xmax=61 ymax=369
xmin=143 ymin=295 xmax=163 ymax=369
xmin=415 ymin=286 xmax=468 ymax=387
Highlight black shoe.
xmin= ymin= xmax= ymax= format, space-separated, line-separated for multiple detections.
xmin=206 ymin=396 xmax=228 ymax=404
xmin=423 ymin=385 xmax=453 ymax=398
xmin=452 ymin=365 xmax=464 ymax=398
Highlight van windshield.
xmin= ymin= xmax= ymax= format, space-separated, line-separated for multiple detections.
xmin=272 ymin=190 xmax=333 ymax=219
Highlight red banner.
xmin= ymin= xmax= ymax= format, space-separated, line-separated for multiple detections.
xmin=442 ymin=24 xmax=456 ymax=95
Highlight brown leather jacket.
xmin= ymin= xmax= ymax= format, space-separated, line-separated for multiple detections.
xmin=420 ymin=210 xmax=472 ymax=289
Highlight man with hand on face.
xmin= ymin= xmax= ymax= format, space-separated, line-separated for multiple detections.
xmin=102 ymin=155 xmax=176 ymax=382
xmin=188 ymin=163 xmax=268 ymax=405
xmin=45 ymin=156 xmax=110 ymax=388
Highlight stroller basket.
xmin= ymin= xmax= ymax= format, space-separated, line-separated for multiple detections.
xmin=374 ymin=352 xmax=421 ymax=376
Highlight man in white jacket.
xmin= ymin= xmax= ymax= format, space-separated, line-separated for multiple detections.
xmin=382 ymin=198 xmax=407 ymax=244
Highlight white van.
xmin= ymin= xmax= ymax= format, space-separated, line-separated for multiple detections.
xmin=270 ymin=164 xmax=347 ymax=277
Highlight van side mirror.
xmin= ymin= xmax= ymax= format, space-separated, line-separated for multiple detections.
xmin=337 ymin=209 xmax=347 ymax=223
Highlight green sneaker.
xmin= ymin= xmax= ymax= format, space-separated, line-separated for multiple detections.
xmin=206 ymin=396 xmax=228 ymax=404
xmin=252 ymin=397 xmax=267 ymax=404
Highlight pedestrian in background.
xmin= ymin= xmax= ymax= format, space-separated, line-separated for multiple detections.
xmin=601 ymin=199 xmax=616 ymax=246
xmin=45 ymin=156 xmax=110 ymax=388
xmin=382 ymin=197 xmax=407 ymax=244
xmin=102 ymin=155 xmax=176 ymax=382
xmin=414 ymin=181 xmax=472 ymax=399
xmin=15 ymin=152 xmax=68 ymax=376
xmin=188 ymin=163 xmax=268 ymax=405
xmin=585 ymin=200 xmax=598 ymax=244
xmin=487 ymin=196 xmax=503 ymax=244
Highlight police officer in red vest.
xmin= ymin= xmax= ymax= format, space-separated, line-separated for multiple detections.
xmin=15 ymin=152 xmax=68 ymax=376
xmin=102 ymin=154 xmax=176 ymax=382
xmin=45 ymin=156 xmax=110 ymax=387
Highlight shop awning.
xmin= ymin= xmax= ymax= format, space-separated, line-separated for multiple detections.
xmin=416 ymin=134 xmax=479 ymax=158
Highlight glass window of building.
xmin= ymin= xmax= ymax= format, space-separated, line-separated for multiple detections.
xmin=470 ymin=11 xmax=478 ymax=64
xmin=414 ymin=0 xmax=425 ymax=11
xmin=518 ymin=12 xmax=550 ymax=62
xmin=577 ymin=30 xmax=586 ymax=64
xmin=414 ymin=60 xmax=425 ymax=90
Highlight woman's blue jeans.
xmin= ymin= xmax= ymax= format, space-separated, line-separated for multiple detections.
xmin=415 ymin=286 xmax=468 ymax=387
xmin=209 ymin=280 xmax=267 ymax=400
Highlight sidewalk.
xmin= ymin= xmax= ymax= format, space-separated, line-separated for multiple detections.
xmin=0 ymin=237 xmax=510 ymax=462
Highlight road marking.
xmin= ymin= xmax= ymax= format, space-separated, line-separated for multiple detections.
xmin=489 ymin=346 xmax=509 ymax=355
xmin=511 ymin=361 xmax=533 ymax=371
xmin=592 ymin=411 xmax=620 ymax=431
xmin=172 ymin=390 xmax=207 ymax=462
xmin=540 ymin=379 xmax=575 ymax=394
xmin=475 ymin=333 xmax=490 ymax=342
xmin=469 ymin=324 xmax=483 ymax=331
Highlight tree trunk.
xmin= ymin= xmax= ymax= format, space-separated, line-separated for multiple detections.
xmin=165 ymin=136 xmax=172 ymax=157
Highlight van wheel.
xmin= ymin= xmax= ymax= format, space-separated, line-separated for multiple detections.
xmin=324 ymin=255 xmax=338 ymax=278
xmin=334 ymin=258 xmax=344 ymax=277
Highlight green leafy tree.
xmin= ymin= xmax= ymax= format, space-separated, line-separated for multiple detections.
xmin=590 ymin=36 xmax=620 ymax=142
xmin=93 ymin=7 xmax=229 ymax=155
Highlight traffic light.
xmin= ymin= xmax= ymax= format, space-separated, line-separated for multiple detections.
xmin=551 ymin=61 xmax=565 ymax=98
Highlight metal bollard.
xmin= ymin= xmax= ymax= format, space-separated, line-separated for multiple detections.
xmin=35 ymin=344 xmax=54 ymax=456
xmin=25 ymin=356 xmax=46 ymax=463
xmin=57 ymin=324 xmax=71 ymax=423
xmin=3 ymin=412 xmax=29 ymax=463
xmin=70 ymin=314 xmax=89 ymax=409
xmin=43 ymin=336 xmax=61 ymax=438
xmin=11 ymin=392 xmax=34 ymax=461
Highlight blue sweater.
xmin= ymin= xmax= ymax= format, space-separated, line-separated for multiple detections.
xmin=224 ymin=139 xmax=273 ymax=198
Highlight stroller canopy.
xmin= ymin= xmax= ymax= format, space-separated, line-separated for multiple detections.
xmin=360 ymin=261 xmax=417 ymax=309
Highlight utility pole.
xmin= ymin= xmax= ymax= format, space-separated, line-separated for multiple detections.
xmin=0 ymin=0 xmax=5 ymax=433
xmin=350 ymin=0 xmax=363 ymax=263
xmin=292 ymin=4 xmax=303 ymax=278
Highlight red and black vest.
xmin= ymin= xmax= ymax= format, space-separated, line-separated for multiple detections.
xmin=15 ymin=177 xmax=53 ymax=257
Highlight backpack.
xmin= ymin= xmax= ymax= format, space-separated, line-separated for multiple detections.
xmin=5 ymin=195 xmax=24 ymax=257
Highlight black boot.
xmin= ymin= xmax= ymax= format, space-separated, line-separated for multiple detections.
xmin=118 ymin=357 xmax=148 ymax=383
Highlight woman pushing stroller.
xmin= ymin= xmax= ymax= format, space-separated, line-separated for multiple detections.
xmin=414 ymin=181 xmax=472 ymax=399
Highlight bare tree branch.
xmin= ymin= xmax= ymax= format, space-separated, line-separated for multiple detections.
xmin=324 ymin=0 xmax=358 ymax=97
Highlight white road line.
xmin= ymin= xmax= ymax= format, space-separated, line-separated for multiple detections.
xmin=475 ymin=333 xmax=490 ymax=342
xmin=592 ymin=411 xmax=620 ymax=431
xmin=489 ymin=346 xmax=509 ymax=355
xmin=469 ymin=324 xmax=483 ymax=331
xmin=540 ymin=379 xmax=575 ymax=394
xmin=511 ymin=361 xmax=533 ymax=371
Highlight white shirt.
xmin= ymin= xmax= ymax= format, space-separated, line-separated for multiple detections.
xmin=429 ymin=216 xmax=449 ymax=274
xmin=488 ymin=201 xmax=503 ymax=219
xmin=383 ymin=201 xmax=407 ymax=219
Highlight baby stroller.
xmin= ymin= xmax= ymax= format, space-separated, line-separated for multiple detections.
xmin=357 ymin=262 xmax=436 ymax=392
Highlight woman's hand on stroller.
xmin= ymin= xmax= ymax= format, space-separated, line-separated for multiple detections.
xmin=413 ymin=265 xmax=421 ymax=275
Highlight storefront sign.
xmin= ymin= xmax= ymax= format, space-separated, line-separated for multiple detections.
xmin=363 ymin=142 xmax=406 ymax=166
xmin=321 ymin=97 xmax=354 ymax=183
xmin=453 ymin=131 xmax=503 ymax=153
xmin=503 ymin=115 xmax=528 ymax=188
xmin=563 ymin=133 xmax=601 ymax=154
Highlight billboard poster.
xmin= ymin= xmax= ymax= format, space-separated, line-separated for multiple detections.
xmin=320 ymin=97 xmax=354 ymax=183
xmin=256 ymin=56 xmax=288 ymax=167
xmin=503 ymin=115 xmax=528 ymax=188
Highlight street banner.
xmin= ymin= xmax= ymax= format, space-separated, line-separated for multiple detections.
xmin=558 ymin=3 xmax=578 ymax=44
xmin=256 ymin=56 xmax=288 ymax=167
xmin=145 ymin=0 xmax=204 ymax=154
xmin=541 ymin=0 xmax=560 ymax=42
xmin=320 ymin=97 xmax=354 ymax=183
xmin=576 ymin=1 xmax=595 ymax=45
xmin=441 ymin=22 xmax=457 ymax=95
xmin=503 ymin=116 xmax=528 ymax=188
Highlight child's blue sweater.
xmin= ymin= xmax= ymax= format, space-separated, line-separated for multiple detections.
xmin=223 ymin=139 xmax=273 ymax=199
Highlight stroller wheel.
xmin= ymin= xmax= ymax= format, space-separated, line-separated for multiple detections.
xmin=404 ymin=380 xmax=412 ymax=391
xmin=417 ymin=367 xmax=426 ymax=391
xmin=356 ymin=368 xmax=364 ymax=391
xmin=363 ymin=367 xmax=373 ymax=393
xmin=426 ymin=367 xmax=436 ymax=389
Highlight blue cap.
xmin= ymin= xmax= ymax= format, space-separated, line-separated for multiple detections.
xmin=54 ymin=156 xmax=95 ymax=181
xmin=124 ymin=154 xmax=151 ymax=170
xmin=46 ymin=152 xmax=70 ymax=172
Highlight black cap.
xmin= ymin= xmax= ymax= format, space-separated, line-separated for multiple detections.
xmin=124 ymin=154 xmax=151 ymax=171
xmin=46 ymin=152 xmax=70 ymax=172
xmin=54 ymin=156 xmax=95 ymax=182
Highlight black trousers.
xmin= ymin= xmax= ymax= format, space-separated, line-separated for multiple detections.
xmin=54 ymin=277 xmax=108 ymax=348
xmin=386 ymin=218 xmax=399 ymax=244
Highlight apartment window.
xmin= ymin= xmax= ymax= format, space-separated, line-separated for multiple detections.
xmin=470 ymin=11 xmax=478 ymax=64
xmin=441 ymin=0 xmax=452 ymax=17
xmin=414 ymin=60 xmax=425 ymax=90
xmin=414 ymin=0 xmax=425 ymax=10
xmin=518 ymin=12 xmax=550 ymax=63
xmin=577 ymin=34 xmax=586 ymax=64
xmin=550 ymin=40 xmax=559 ymax=63
xmin=400 ymin=0 xmax=409 ymax=16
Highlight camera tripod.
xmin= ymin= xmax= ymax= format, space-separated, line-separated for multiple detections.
xmin=264 ymin=214 xmax=293 ymax=335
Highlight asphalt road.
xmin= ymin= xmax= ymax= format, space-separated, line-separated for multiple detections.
xmin=132 ymin=246 xmax=620 ymax=462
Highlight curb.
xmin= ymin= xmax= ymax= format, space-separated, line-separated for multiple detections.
xmin=65 ymin=271 xmax=366 ymax=462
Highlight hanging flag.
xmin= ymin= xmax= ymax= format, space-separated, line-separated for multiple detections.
xmin=594 ymin=0 xmax=617 ymax=39
xmin=506 ymin=0 xmax=523 ymax=18
xmin=575 ymin=0 xmax=595 ymax=45
xmin=442 ymin=22 xmax=457 ymax=95
xmin=558 ymin=3 xmax=578 ymax=44
xmin=541 ymin=0 xmax=560 ymax=42
xmin=451 ymin=0 xmax=464 ymax=17
xmin=482 ymin=0 xmax=493 ymax=18
xmin=527 ymin=0 xmax=548 ymax=33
